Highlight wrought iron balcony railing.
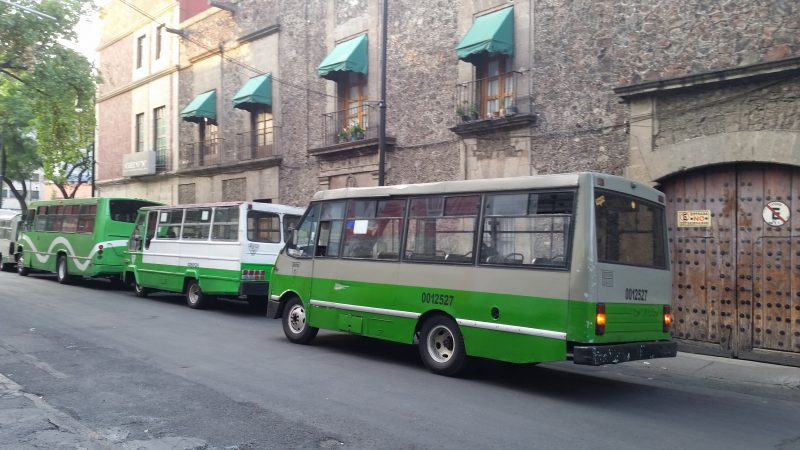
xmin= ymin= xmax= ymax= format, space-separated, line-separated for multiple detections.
xmin=155 ymin=147 xmax=170 ymax=172
xmin=321 ymin=102 xmax=378 ymax=147
xmin=454 ymin=71 xmax=532 ymax=124
xmin=179 ymin=138 xmax=223 ymax=170
xmin=233 ymin=127 xmax=279 ymax=161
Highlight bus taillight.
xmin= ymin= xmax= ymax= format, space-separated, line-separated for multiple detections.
xmin=98 ymin=244 xmax=104 ymax=256
xmin=242 ymin=269 xmax=266 ymax=281
xmin=595 ymin=303 xmax=606 ymax=335
xmin=663 ymin=305 xmax=672 ymax=332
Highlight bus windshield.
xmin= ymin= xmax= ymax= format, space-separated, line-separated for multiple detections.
xmin=595 ymin=189 xmax=667 ymax=269
xmin=110 ymin=200 xmax=160 ymax=223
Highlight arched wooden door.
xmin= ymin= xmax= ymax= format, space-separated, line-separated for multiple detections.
xmin=660 ymin=164 xmax=800 ymax=366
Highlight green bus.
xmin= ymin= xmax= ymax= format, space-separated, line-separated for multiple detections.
xmin=126 ymin=201 xmax=303 ymax=309
xmin=17 ymin=198 xmax=160 ymax=283
xmin=266 ymin=172 xmax=676 ymax=375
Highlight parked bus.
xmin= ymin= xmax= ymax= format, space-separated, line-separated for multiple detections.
xmin=16 ymin=198 xmax=161 ymax=283
xmin=126 ymin=202 xmax=304 ymax=309
xmin=0 ymin=209 xmax=22 ymax=271
xmin=266 ymin=173 xmax=676 ymax=375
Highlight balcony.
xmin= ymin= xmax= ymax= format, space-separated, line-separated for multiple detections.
xmin=451 ymin=71 xmax=536 ymax=136
xmin=155 ymin=147 xmax=171 ymax=172
xmin=179 ymin=129 xmax=281 ymax=173
xmin=179 ymin=138 xmax=224 ymax=170
xmin=309 ymin=102 xmax=387 ymax=156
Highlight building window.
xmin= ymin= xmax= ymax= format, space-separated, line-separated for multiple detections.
xmin=338 ymin=72 xmax=367 ymax=140
xmin=135 ymin=113 xmax=145 ymax=152
xmin=155 ymin=26 xmax=164 ymax=60
xmin=153 ymin=106 xmax=167 ymax=169
xmin=475 ymin=54 xmax=513 ymax=118
xmin=249 ymin=109 xmax=273 ymax=157
xmin=136 ymin=35 xmax=145 ymax=69
xmin=178 ymin=183 xmax=196 ymax=204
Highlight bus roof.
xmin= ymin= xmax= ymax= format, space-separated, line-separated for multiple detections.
xmin=310 ymin=172 xmax=663 ymax=202
xmin=141 ymin=201 xmax=305 ymax=215
xmin=0 ymin=209 xmax=22 ymax=220
xmin=27 ymin=197 xmax=159 ymax=207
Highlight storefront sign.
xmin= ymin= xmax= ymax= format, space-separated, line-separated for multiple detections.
xmin=677 ymin=210 xmax=711 ymax=228
xmin=122 ymin=151 xmax=156 ymax=177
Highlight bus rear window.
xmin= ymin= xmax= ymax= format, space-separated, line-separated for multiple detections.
xmin=110 ymin=200 xmax=160 ymax=223
xmin=595 ymin=190 xmax=667 ymax=269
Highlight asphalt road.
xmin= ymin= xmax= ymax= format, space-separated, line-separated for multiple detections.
xmin=1 ymin=270 xmax=799 ymax=450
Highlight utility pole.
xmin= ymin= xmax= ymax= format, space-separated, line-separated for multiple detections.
xmin=90 ymin=141 xmax=95 ymax=197
xmin=377 ymin=0 xmax=388 ymax=186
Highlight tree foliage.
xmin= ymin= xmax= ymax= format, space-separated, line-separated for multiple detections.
xmin=0 ymin=0 xmax=97 ymax=209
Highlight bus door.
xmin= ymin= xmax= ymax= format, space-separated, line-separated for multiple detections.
xmin=243 ymin=207 xmax=283 ymax=276
xmin=281 ymin=203 xmax=323 ymax=302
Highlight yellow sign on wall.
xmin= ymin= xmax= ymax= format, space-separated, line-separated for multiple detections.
xmin=677 ymin=210 xmax=712 ymax=228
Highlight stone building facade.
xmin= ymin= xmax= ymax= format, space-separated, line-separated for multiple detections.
xmin=95 ymin=0 xmax=800 ymax=364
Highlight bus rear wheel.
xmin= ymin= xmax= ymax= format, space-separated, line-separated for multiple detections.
xmin=282 ymin=296 xmax=318 ymax=344
xmin=419 ymin=316 xmax=469 ymax=376
xmin=186 ymin=279 xmax=213 ymax=309
xmin=56 ymin=255 xmax=75 ymax=284
xmin=17 ymin=256 xmax=29 ymax=276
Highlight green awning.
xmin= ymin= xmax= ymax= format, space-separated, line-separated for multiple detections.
xmin=232 ymin=73 xmax=272 ymax=110
xmin=317 ymin=34 xmax=368 ymax=80
xmin=456 ymin=7 xmax=514 ymax=63
xmin=181 ymin=90 xmax=216 ymax=123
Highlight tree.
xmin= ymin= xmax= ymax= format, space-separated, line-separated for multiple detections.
xmin=0 ymin=0 xmax=96 ymax=208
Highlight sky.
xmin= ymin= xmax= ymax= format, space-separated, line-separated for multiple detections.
xmin=64 ymin=2 xmax=104 ymax=64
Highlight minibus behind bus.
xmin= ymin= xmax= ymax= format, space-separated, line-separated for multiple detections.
xmin=266 ymin=172 xmax=677 ymax=375
xmin=127 ymin=201 xmax=303 ymax=309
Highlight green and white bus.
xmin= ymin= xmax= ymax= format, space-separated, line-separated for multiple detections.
xmin=267 ymin=172 xmax=676 ymax=375
xmin=16 ymin=198 xmax=161 ymax=283
xmin=0 ymin=209 xmax=22 ymax=271
xmin=126 ymin=202 xmax=304 ymax=309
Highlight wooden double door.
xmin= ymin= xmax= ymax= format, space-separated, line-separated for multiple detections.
xmin=661 ymin=164 xmax=800 ymax=365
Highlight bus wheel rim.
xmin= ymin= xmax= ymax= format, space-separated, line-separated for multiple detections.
xmin=188 ymin=284 xmax=199 ymax=303
xmin=287 ymin=304 xmax=306 ymax=334
xmin=427 ymin=325 xmax=455 ymax=363
xmin=58 ymin=259 xmax=65 ymax=278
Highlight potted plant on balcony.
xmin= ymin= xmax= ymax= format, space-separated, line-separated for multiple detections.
xmin=338 ymin=127 xmax=350 ymax=143
xmin=469 ymin=103 xmax=480 ymax=121
xmin=456 ymin=102 xmax=471 ymax=122
xmin=349 ymin=123 xmax=365 ymax=141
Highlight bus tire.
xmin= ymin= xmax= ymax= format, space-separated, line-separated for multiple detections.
xmin=186 ymin=279 xmax=213 ymax=309
xmin=56 ymin=255 xmax=75 ymax=284
xmin=17 ymin=256 xmax=29 ymax=276
xmin=282 ymin=296 xmax=318 ymax=344
xmin=133 ymin=281 xmax=151 ymax=298
xmin=418 ymin=315 xmax=469 ymax=376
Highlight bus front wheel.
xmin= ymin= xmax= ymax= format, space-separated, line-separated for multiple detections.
xmin=186 ymin=279 xmax=213 ymax=309
xmin=282 ymin=297 xmax=318 ymax=344
xmin=56 ymin=255 xmax=75 ymax=284
xmin=419 ymin=316 xmax=469 ymax=376
xmin=17 ymin=256 xmax=29 ymax=276
xmin=133 ymin=281 xmax=151 ymax=298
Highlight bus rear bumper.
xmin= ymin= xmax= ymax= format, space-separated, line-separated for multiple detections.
xmin=572 ymin=341 xmax=677 ymax=366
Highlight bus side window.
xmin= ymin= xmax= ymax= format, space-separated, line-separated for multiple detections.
xmin=286 ymin=204 xmax=320 ymax=258
xmin=129 ymin=212 xmax=147 ymax=251
xmin=316 ymin=201 xmax=345 ymax=258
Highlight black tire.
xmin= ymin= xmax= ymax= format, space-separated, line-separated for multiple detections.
xmin=17 ymin=255 xmax=29 ymax=276
xmin=56 ymin=255 xmax=74 ymax=284
xmin=282 ymin=296 xmax=318 ymax=344
xmin=185 ymin=279 xmax=213 ymax=309
xmin=418 ymin=315 xmax=469 ymax=376
xmin=133 ymin=281 xmax=151 ymax=298
xmin=0 ymin=254 xmax=10 ymax=272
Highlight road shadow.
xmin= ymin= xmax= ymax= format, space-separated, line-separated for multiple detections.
xmin=286 ymin=332 xmax=676 ymax=405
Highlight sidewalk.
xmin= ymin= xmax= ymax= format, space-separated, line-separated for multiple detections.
xmin=0 ymin=374 xmax=207 ymax=450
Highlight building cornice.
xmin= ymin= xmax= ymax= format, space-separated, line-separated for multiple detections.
xmin=97 ymin=3 xmax=176 ymax=52
xmin=615 ymin=56 xmax=800 ymax=99
xmin=97 ymin=65 xmax=180 ymax=103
